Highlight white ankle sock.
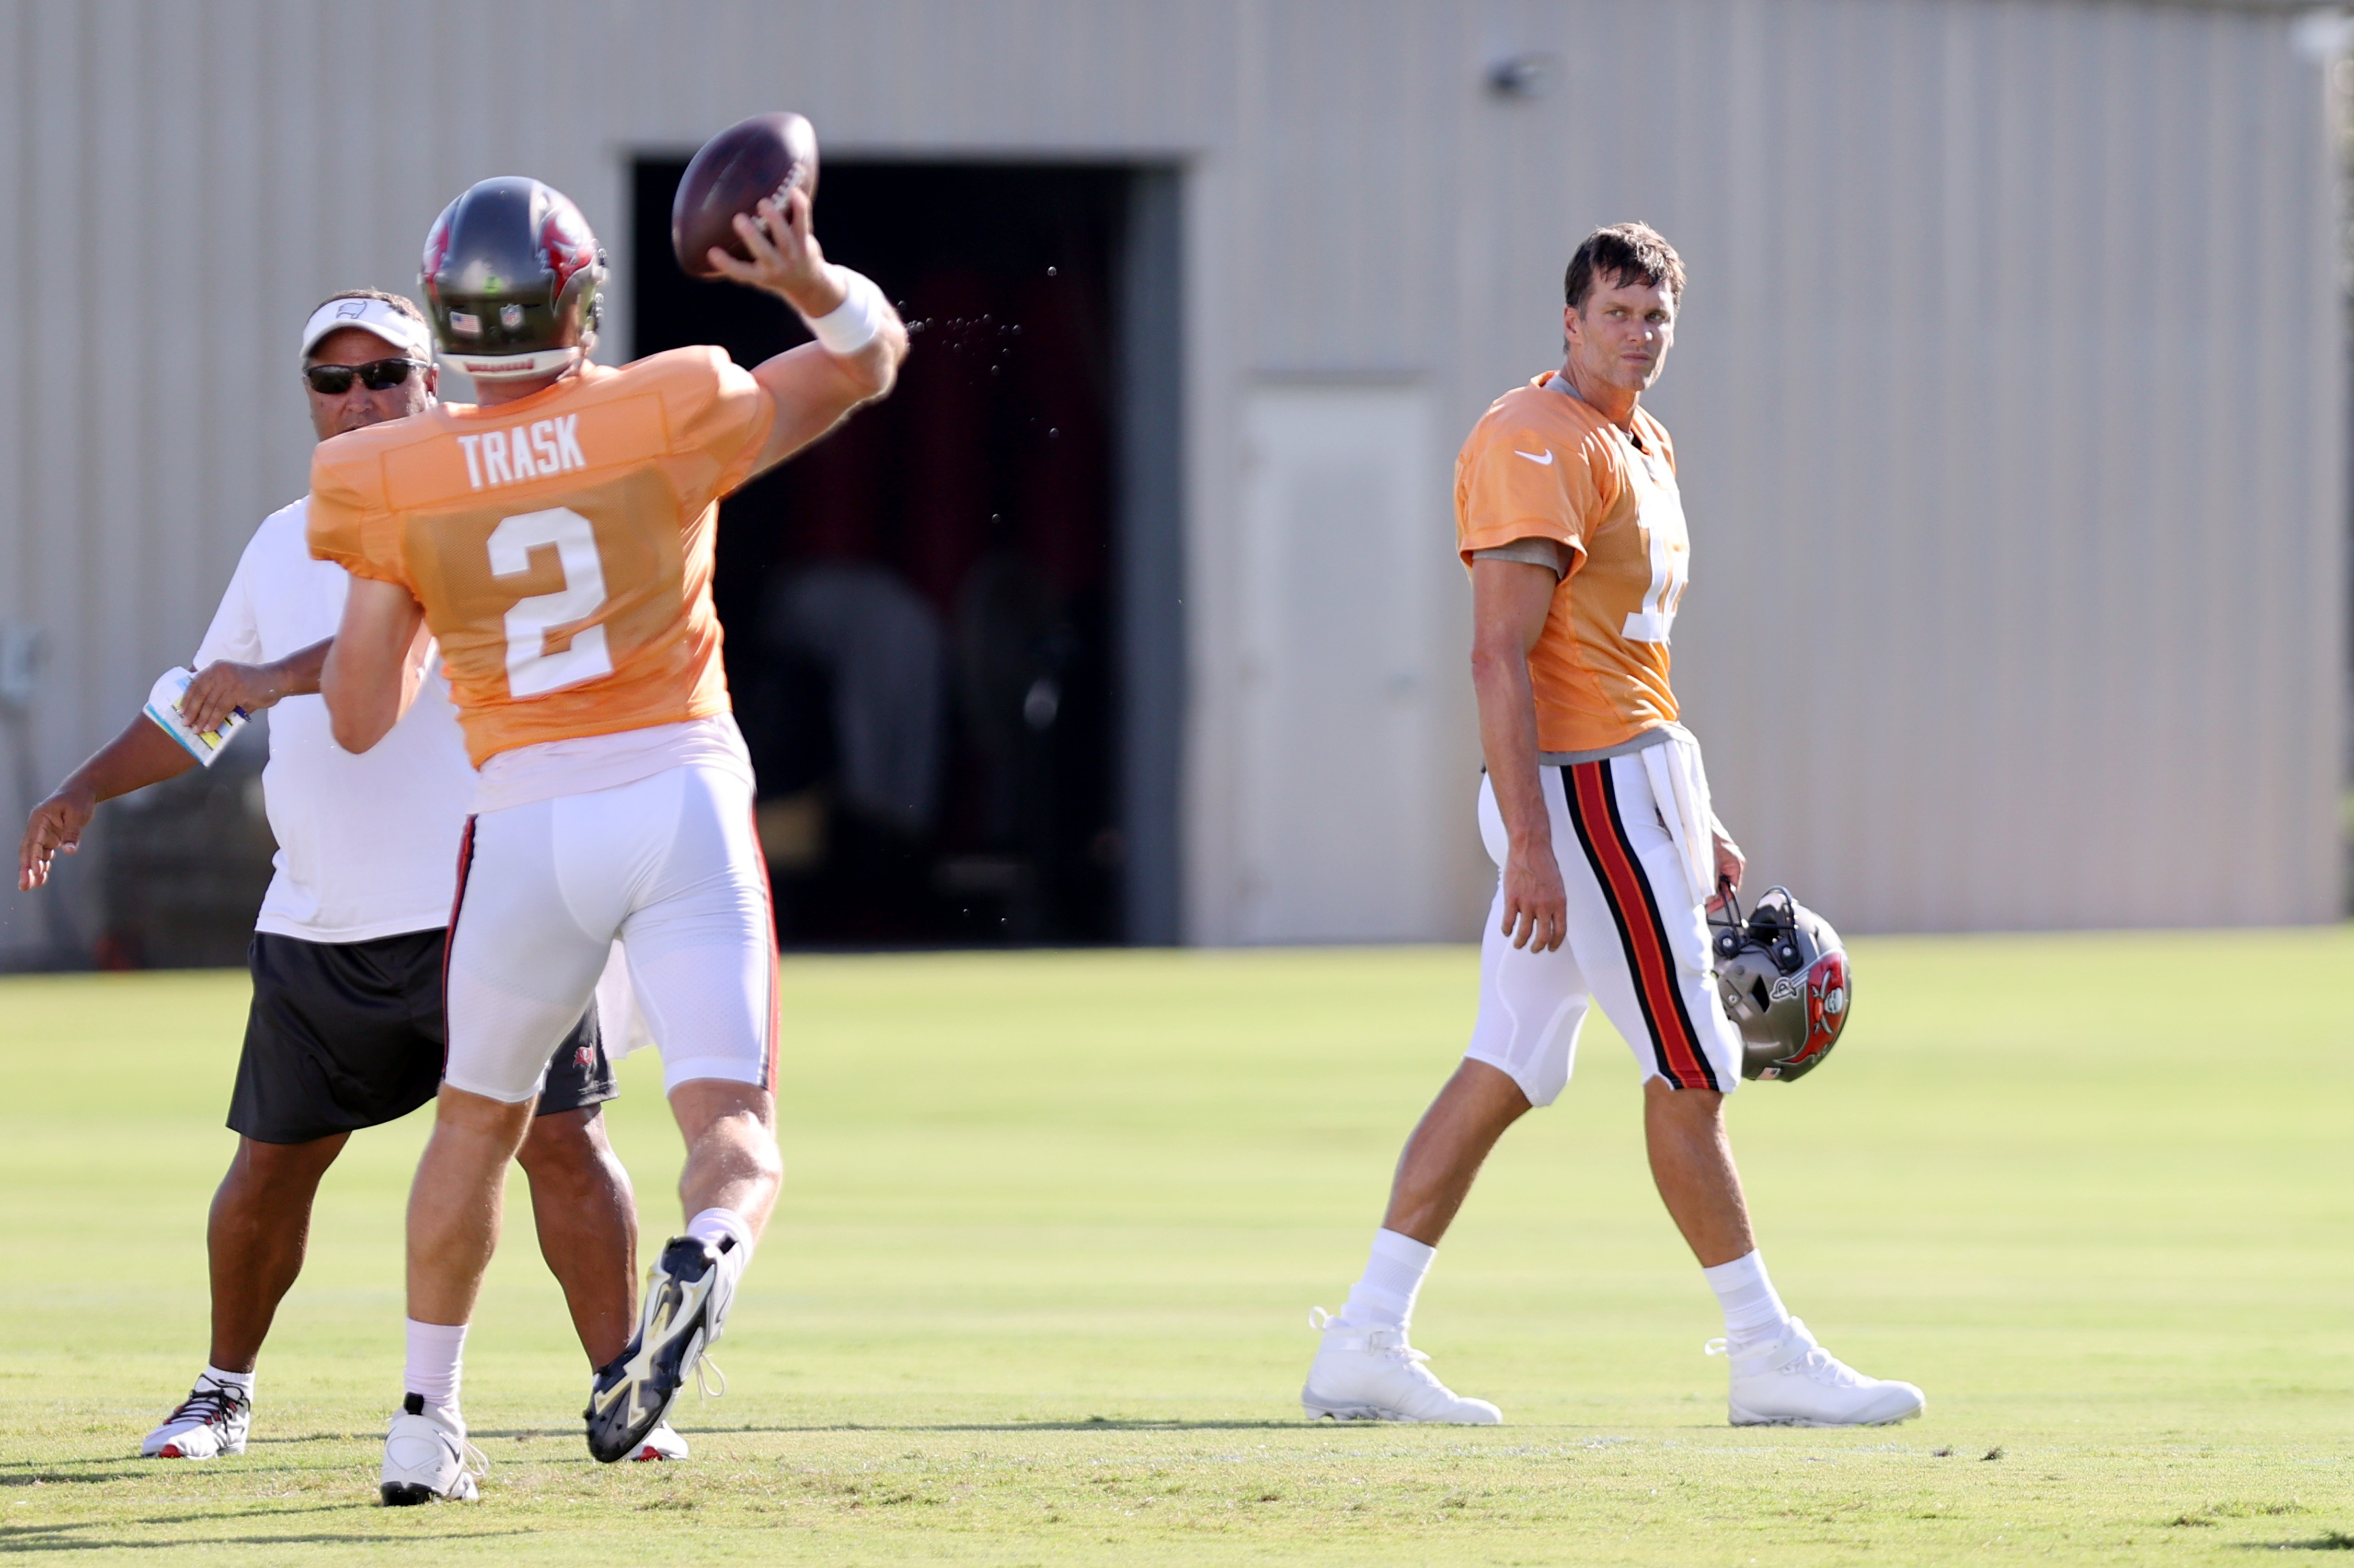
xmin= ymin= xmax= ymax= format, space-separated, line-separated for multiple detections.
xmin=403 ymin=1319 xmax=468 ymax=1412
xmin=1702 ymin=1251 xmax=1792 ymax=1351
xmin=202 ymin=1364 xmax=255 ymax=1394
xmin=1337 ymin=1229 xmax=1435 ymax=1333
xmin=684 ymin=1206 xmax=754 ymax=1259
xmin=685 ymin=1207 xmax=755 ymax=1300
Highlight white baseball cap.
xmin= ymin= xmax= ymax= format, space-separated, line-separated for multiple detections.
xmin=298 ymin=295 xmax=434 ymax=363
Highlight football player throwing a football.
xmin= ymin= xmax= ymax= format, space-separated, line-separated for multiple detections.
xmin=15 ymin=291 xmax=677 ymax=1463
xmin=311 ymin=178 xmax=904 ymax=1501
xmin=1300 ymin=225 xmax=1923 ymax=1429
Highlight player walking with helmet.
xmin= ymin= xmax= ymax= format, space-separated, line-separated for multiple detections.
xmin=311 ymin=170 xmax=904 ymax=1502
xmin=1300 ymin=224 xmax=1922 ymax=1428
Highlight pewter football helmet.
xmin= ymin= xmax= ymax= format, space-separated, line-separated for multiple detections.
xmin=419 ymin=177 xmax=605 ymax=380
xmin=1709 ymin=886 xmax=1851 ymax=1081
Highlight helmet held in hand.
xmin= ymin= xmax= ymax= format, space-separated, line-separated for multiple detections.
xmin=1710 ymin=886 xmax=1851 ymax=1081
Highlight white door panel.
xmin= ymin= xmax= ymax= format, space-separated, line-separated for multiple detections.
xmin=1235 ymin=385 xmax=1441 ymax=942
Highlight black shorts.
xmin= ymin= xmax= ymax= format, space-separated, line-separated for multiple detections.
xmin=227 ymin=928 xmax=616 ymax=1145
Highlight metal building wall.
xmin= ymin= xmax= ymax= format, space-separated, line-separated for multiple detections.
xmin=1213 ymin=0 xmax=2345 ymax=938
xmin=0 ymin=0 xmax=2337 ymax=962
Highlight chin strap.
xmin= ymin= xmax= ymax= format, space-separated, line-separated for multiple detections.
xmin=1708 ymin=878 xmax=1747 ymax=959
xmin=439 ymin=344 xmax=585 ymax=380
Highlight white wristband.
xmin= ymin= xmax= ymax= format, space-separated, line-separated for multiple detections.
xmin=801 ymin=268 xmax=886 ymax=356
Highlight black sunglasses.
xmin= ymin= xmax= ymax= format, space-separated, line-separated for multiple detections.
xmin=303 ymin=358 xmax=428 ymax=395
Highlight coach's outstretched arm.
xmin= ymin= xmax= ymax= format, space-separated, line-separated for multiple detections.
xmin=320 ymin=579 xmax=429 ymax=754
xmin=16 ymin=718 xmax=192 ymax=891
xmin=704 ymin=189 xmax=909 ymax=477
xmin=17 ymin=639 xmax=332 ymax=891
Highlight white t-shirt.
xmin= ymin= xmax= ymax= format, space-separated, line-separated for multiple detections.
xmin=193 ymin=498 xmax=477 ymax=944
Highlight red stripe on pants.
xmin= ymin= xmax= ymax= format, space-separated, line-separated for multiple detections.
xmin=439 ymin=815 xmax=478 ymax=1075
xmin=748 ymin=808 xmax=782 ymax=1093
xmin=1565 ymin=763 xmax=1714 ymax=1090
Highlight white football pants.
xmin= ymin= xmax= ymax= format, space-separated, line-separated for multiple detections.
xmin=1464 ymin=754 xmax=1743 ymax=1104
xmin=444 ymin=763 xmax=777 ymax=1103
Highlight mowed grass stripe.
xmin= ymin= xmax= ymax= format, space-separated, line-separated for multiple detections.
xmin=0 ymin=930 xmax=2346 ymax=1563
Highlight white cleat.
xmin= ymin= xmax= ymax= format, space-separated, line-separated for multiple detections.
xmin=1712 ymin=1318 xmax=1925 ymax=1427
xmin=629 ymin=1422 xmax=690 ymax=1462
xmin=380 ymin=1394 xmax=485 ymax=1505
xmin=142 ymin=1375 xmax=251 ymax=1458
xmin=1299 ymin=1307 xmax=1503 ymax=1424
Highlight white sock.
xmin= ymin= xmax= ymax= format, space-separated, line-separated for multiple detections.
xmin=201 ymin=1364 xmax=255 ymax=1394
xmin=403 ymin=1319 xmax=467 ymax=1413
xmin=1337 ymin=1229 xmax=1435 ymax=1333
xmin=685 ymin=1206 xmax=754 ymax=1262
xmin=1702 ymin=1251 xmax=1792 ymax=1352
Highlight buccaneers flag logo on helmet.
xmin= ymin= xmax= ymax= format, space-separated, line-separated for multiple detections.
xmin=1709 ymin=886 xmax=1852 ymax=1082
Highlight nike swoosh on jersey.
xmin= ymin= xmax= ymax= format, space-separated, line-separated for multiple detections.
xmin=1514 ymin=449 xmax=1555 ymax=465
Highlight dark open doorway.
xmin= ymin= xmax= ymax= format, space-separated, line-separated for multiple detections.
xmin=631 ymin=159 xmax=1181 ymax=947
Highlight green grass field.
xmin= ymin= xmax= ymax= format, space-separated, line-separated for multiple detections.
xmin=0 ymin=930 xmax=2348 ymax=1564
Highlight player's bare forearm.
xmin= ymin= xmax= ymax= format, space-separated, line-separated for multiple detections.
xmin=1473 ymin=660 xmax=1564 ymax=950
xmin=16 ymin=714 xmax=194 ymax=890
xmin=708 ymin=188 xmax=909 ymax=476
xmin=1469 ymin=559 xmax=1568 ymax=950
xmin=322 ymin=578 xmax=427 ymax=754
xmin=1473 ymin=655 xmax=1548 ymax=847
xmin=746 ymin=329 xmax=908 ymax=475
xmin=178 ymin=638 xmax=330 ymax=735
xmin=813 ymin=308 xmax=908 ymax=402
xmin=1469 ymin=560 xmax=1559 ymax=852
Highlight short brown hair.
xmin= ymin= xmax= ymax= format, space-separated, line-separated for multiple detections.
xmin=1564 ymin=223 xmax=1685 ymax=312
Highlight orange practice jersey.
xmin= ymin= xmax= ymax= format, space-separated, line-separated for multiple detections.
xmin=1455 ymin=373 xmax=1690 ymax=753
xmin=308 ymin=348 xmax=775 ymax=767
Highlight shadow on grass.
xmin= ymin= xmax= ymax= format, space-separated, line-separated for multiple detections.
xmin=688 ymin=1419 xmax=1311 ymax=1435
xmin=0 ymin=1503 xmax=535 ymax=1553
xmin=0 ymin=1529 xmax=534 ymax=1554
xmin=680 ymin=1418 xmax=1776 ymax=1436
xmin=0 ymin=1474 xmax=145 ymax=1490
xmin=2236 ymin=1534 xmax=2354 ymax=1552
xmin=0 ymin=1457 xmax=362 ymax=1484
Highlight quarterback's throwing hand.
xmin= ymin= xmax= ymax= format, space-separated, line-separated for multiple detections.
xmin=708 ymin=190 xmax=847 ymax=321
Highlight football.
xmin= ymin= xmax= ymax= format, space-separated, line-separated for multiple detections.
xmin=670 ymin=112 xmax=820 ymax=279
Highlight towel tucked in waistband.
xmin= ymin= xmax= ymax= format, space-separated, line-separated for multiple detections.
xmin=1635 ymin=724 xmax=1722 ymax=910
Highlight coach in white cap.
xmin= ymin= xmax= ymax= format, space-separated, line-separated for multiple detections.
xmin=16 ymin=290 xmax=686 ymax=1463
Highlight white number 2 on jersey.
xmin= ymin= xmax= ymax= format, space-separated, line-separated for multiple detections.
xmin=488 ymin=507 xmax=613 ymax=697
xmin=1620 ymin=510 xmax=1689 ymax=646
